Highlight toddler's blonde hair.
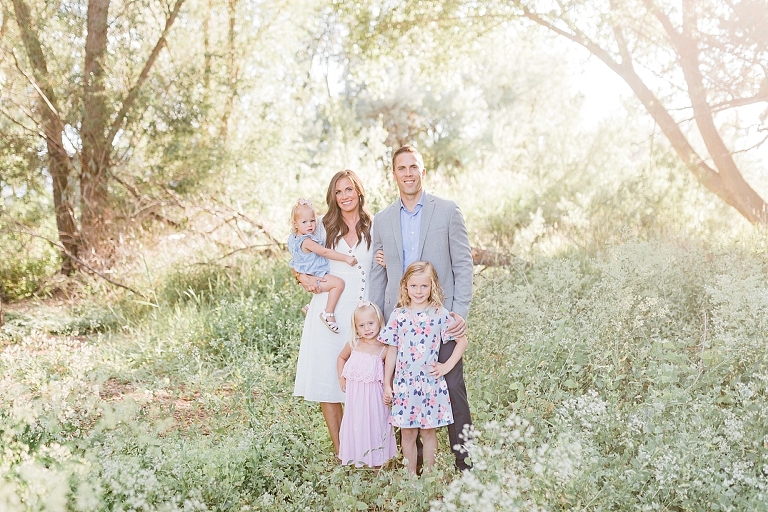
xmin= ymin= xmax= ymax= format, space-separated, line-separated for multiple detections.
xmin=290 ymin=198 xmax=316 ymax=234
xmin=349 ymin=301 xmax=385 ymax=349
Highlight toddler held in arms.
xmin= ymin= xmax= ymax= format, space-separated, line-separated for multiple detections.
xmin=288 ymin=198 xmax=357 ymax=333
xmin=336 ymin=301 xmax=398 ymax=468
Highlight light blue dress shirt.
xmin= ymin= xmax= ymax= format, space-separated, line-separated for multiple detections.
xmin=400 ymin=192 xmax=425 ymax=269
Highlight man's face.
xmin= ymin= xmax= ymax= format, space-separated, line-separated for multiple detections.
xmin=393 ymin=152 xmax=425 ymax=198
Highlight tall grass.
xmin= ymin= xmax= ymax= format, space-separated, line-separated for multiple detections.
xmin=2 ymin=237 xmax=768 ymax=510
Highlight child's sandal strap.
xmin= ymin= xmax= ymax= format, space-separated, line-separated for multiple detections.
xmin=319 ymin=311 xmax=339 ymax=333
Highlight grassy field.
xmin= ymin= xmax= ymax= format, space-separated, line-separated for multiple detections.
xmin=2 ymin=235 xmax=768 ymax=511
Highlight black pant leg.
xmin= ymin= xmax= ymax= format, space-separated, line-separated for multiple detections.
xmin=439 ymin=339 xmax=472 ymax=469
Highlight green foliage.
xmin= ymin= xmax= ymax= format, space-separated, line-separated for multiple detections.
xmin=3 ymin=236 xmax=768 ymax=510
xmin=0 ymin=229 xmax=59 ymax=301
xmin=463 ymin=237 xmax=768 ymax=509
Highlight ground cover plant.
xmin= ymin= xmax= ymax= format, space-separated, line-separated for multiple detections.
xmin=1 ymin=236 xmax=768 ymax=511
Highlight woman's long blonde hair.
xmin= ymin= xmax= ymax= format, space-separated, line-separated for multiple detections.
xmin=397 ymin=261 xmax=444 ymax=310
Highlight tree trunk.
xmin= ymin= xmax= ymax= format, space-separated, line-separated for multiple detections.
xmin=662 ymin=2 xmax=767 ymax=223
xmin=12 ymin=0 xmax=79 ymax=273
xmin=219 ymin=0 xmax=240 ymax=143
xmin=80 ymin=0 xmax=112 ymax=265
xmin=518 ymin=3 xmax=768 ymax=226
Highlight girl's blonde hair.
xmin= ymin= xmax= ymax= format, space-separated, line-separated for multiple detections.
xmin=397 ymin=261 xmax=444 ymax=309
xmin=290 ymin=198 xmax=316 ymax=234
xmin=349 ymin=300 xmax=385 ymax=349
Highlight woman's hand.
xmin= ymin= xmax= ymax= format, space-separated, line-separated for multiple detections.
xmin=297 ymin=272 xmax=325 ymax=294
xmin=339 ymin=376 xmax=347 ymax=392
xmin=345 ymin=255 xmax=358 ymax=266
xmin=375 ymin=250 xmax=386 ymax=268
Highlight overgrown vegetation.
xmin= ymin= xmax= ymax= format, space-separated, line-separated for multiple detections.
xmin=2 ymin=0 xmax=766 ymax=509
xmin=2 ymin=234 xmax=767 ymax=510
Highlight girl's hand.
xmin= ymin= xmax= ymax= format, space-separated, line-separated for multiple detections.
xmin=339 ymin=376 xmax=347 ymax=392
xmin=345 ymin=255 xmax=358 ymax=266
xmin=429 ymin=361 xmax=455 ymax=378
xmin=375 ymin=250 xmax=386 ymax=268
xmin=383 ymin=385 xmax=393 ymax=406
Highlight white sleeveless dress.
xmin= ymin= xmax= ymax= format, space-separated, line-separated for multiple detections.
xmin=293 ymin=227 xmax=374 ymax=403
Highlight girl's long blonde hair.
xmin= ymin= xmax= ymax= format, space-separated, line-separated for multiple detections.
xmin=349 ymin=301 xmax=385 ymax=349
xmin=397 ymin=261 xmax=444 ymax=310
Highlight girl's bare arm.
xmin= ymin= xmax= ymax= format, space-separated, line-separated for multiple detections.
xmin=337 ymin=343 xmax=352 ymax=392
xmin=430 ymin=334 xmax=468 ymax=378
xmin=302 ymin=238 xmax=357 ymax=266
xmin=383 ymin=345 xmax=397 ymax=405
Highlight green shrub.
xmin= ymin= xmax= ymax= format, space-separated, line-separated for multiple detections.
xmin=3 ymin=237 xmax=768 ymax=511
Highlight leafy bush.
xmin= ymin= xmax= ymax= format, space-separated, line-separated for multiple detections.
xmin=461 ymin=237 xmax=768 ymax=510
xmin=2 ymin=237 xmax=768 ymax=511
xmin=0 ymin=237 xmax=59 ymax=301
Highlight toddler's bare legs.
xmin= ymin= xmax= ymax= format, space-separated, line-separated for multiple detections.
xmin=318 ymin=274 xmax=345 ymax=314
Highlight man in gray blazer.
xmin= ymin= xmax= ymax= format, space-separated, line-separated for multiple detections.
xmin=370 ymin=145 xmax=474 ymax=471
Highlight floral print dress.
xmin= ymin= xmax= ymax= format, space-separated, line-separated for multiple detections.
xmin=379 ymin=307 xmax=454 ymax=429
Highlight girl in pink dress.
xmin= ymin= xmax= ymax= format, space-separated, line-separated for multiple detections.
xmin=381 ymin=261 xmax=469 ymax=475
xmin=336 ymin=301 xmax=398 ymax=468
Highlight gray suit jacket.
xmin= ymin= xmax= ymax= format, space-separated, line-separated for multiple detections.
xmin=370 ymin=192 xmax=473 ymax=321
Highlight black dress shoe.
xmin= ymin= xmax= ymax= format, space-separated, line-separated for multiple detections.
xmin=455 ymin=459 xmax=472 ymax=472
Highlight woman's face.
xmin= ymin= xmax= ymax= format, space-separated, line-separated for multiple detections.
xmin=334 ymin=176 xmax=360 ymax=214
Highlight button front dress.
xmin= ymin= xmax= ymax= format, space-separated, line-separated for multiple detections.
xmin=293 ymin=224 xmax=373 ymax=403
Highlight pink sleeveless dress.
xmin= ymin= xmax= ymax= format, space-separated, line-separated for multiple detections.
xmin=338 ymin=347 xmax=398 ymax=467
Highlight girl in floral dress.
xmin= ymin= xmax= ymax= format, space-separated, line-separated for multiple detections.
xmin=337 ymin=301 xmax=398 ymax=468
xmin=380 ymin=261 xmax=469 ymax=475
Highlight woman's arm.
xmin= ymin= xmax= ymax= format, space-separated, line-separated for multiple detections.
xmin=430 ymin=334 xmax=468 ymax=378
xmin=301 ymin=238 xmax=357 ymax=266
xmin=337 ymin=343 xmax=352 ymax=392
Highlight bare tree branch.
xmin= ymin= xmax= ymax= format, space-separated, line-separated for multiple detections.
xmin=106 ymin=0 xmax=186 ymax=148
xmin=1 ymin=213 xmax=146 ymax=298
xmin=514 ymin=1 xmax=768 ymax=223
xmin=644 ymin=0 xmax=766 ymax=221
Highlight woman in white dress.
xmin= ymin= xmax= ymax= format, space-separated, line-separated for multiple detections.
xmin=293 ymin=170 xmax=375 ymax=455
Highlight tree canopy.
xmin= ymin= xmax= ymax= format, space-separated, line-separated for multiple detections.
xmin=1 ymin=0 xmax=765 ymax=284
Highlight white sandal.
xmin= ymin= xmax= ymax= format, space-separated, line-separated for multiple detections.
xmin=319 ymin=310 xmax=339 ymax=333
